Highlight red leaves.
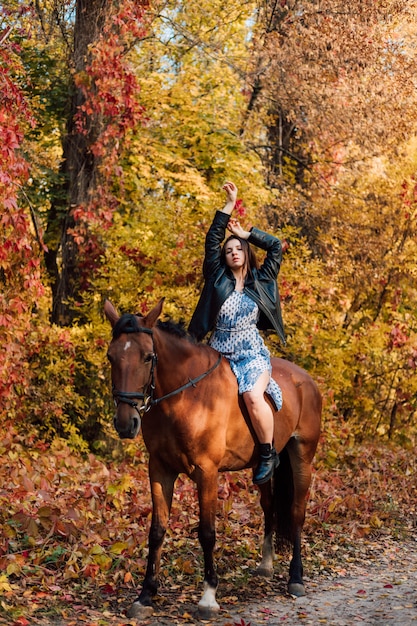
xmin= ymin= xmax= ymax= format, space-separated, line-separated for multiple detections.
xmin=0 ymin=26 xmax=48 ymax=420
xmin=259 ymin=607 xmax=274 ymax=617
xmin=120 ymin=244 xmax=152 ymax=266
xmin=399 ymin=176 xmax=417 ymax=219
xmin=12 ymin=618 xmax=30 ymax=626
xmin=0 ymin=424 xmax=152 ymax=611
xmin=407 ymin=348 xmax=417 ymax=370
xmin=388 ymin=324 xmax=408 ymax=350
xmin=75 ymin=3 xmax=147 ymax=145
xmin=234 ymin=198 xmax=246 ymax=217
xmin=64 ymin=2 xmax=150 ymax=285
xmin=281 ymin=239 xmax=289 ymax=253
xmin=0 ymin=415 xmax=416 ymax=622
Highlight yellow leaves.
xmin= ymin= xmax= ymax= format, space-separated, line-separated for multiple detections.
xmin=106 ymin=473 xmax=134 ymax=496
xmin=327 ymin=496 xmax=343 ymax=514
xmin=88 ymin=546 xmax=113 ymax=572
xmin=12 ymin=512 xmax=40 ymax=538
xmin=172 ymin=556 xmax=195 ymax=575
xmin=108 ymin=541 xmax=130 ymax=556
xmin=324 ymin=449 xmax=338 ymax=468
xmin=0 ymin=574 xmax=14 ymax=594
xmin=6 ymin=561 xmax=23 ymax=577
xmin=83 ymin=540 xmax=131 ymax=576
xmin=369 ymin=514 xmax=383 ymax=529
xmin=7 ymin=450 xmax=20 ymax=462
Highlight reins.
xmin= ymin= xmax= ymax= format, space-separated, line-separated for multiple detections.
xmin=151 ymin=353 xmax=222 ymax=406
xmin=112 ymin=325 xmax=222 ymax=418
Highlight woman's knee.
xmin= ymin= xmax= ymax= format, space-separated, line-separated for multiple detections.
xmin=243 ymin=391 xmax=257 ymax=415
xmin=243 ymin=372 xmax=270 ymax=410
xmin=244 ymin=389 xmax=266 ymax=413
xmin=243 ymin=391 xmax=258 ymax=411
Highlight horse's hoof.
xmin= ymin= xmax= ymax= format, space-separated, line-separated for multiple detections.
xmin=126 ymin=601 xmax=154 ymax=618
xmin=288 ymin=582 xmax=305 ymax=597
xmin=254 ymin=566 xmax=274 ymax=578
xmin=198 ymin=605 xmax=220 ymax=620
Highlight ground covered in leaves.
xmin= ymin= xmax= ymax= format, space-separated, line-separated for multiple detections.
xmin=0 ymin=422 xmax=416 ymax=625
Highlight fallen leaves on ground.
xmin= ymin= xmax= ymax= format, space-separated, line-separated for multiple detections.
xmin=0 ymin=421 xmax=416 ymax=625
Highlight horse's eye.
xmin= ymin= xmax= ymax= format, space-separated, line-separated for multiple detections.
xmin=144 ymin=353 xmax=154 ymax=363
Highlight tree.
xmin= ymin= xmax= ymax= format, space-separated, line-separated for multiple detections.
xmin=17 ymin=0 xmax=149 ymax=325
xmin=0 ymin=1 xmax=149 ymax=443
xmin=241 ymin=1 xmax=417 ymax=240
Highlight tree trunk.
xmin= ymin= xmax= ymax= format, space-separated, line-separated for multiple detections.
xmin=45 ymin=0 xmax=108 ymax=325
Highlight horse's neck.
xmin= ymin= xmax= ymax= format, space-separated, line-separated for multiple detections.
xmin=154 ymin=332 xmax=198 ymax=383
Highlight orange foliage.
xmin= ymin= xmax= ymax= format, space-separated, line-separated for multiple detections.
xmin=0 ymin=419 xmax=416 ymax=622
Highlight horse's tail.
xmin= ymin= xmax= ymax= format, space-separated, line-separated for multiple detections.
xmin=272 ymin=445 xmax=294 ymax=551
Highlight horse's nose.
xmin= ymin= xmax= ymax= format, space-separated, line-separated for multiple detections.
xmin=131 ymin=415 xmax=140 ymax=435
xmin=113 ymin=413 xmax=141 ymax=439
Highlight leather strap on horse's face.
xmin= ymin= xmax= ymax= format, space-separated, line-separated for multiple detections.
xmin=112 ymin=327 xmax=157 ymax=419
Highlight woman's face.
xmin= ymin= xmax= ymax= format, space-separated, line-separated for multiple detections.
xmin=224 ymin=238 xmax=246 ymax=271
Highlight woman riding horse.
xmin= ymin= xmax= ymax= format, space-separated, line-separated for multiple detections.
xmin=104 ymin=183 xmax=322 ymax=619
xmin=189 ymin=181 xmax=286 ymax=485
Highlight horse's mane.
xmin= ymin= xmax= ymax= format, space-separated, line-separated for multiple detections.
xmin=157 ymin=319 xmax=195 ymax=342
xmin=112 ymin=314 xmax=195 ymax=343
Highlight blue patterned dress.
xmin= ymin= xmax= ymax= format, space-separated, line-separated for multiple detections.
xmin=209 ymin=290 xmax=282 ymax=410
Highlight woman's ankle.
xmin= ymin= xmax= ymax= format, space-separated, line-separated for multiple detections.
xmin=259 ymin=443 xmax=272 ymax=457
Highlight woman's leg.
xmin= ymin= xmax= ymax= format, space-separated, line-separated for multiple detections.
xmin=243 ymin=370 xmax=274 ymax=443
xmin=243 ymin=371 xmax=279 ymax=485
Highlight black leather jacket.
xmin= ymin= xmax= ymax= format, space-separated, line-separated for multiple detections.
xmin=189 ymin=210 xmax=286 ymax=344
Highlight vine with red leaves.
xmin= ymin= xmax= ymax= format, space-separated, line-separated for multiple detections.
xmin=0 ymin=12 xmax=46 ymax=416
xmin=70 ymin=0 xmax=149 ymax=271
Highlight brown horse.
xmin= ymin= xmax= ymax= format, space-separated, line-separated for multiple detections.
xmin=104 ymin=298 xmax=321 ymax=620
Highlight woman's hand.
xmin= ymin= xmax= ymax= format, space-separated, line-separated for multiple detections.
xmin=222 ymin=181 xmax=238 ymax=206
xmin=227 ymin=218 xmax=250 ymax=240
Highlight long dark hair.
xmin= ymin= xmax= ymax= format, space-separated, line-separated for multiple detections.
xmin=220 ymin=235 xmax=259 ymax=278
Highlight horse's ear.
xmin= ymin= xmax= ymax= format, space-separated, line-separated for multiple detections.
xmin=104 ymin=299 xmax=120 ymax=328
xmin=143 ymin=298 xmax=165 ymax=329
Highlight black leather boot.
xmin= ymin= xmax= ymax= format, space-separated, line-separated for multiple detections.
xmin=253 ymin=444 xmax=280 ymax=485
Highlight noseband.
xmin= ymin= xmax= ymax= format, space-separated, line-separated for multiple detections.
xmin=112 ymin=323 xmax=222 ymax=419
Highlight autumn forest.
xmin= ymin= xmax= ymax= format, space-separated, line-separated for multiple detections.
xmin=1 ymin=0 xmax=417 ymax=624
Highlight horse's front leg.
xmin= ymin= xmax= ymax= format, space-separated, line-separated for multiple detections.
xmin=127 ymin=461 xmax=177 ymax=619
xmin=195 ymin=466 xmax=220 ymax=619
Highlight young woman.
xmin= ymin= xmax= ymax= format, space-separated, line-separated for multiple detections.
xmin=189 ymin=182 xmax=286 ymax=484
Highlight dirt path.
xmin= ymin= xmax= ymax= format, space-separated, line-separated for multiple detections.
xmin=142 ymin=538 xmax=417 ymax=626
xmin=227 ymin=555 xmax=417 ymax=625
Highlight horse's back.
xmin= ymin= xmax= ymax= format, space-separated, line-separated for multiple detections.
xmin=271 ymin=357 xmax=322 ymax=454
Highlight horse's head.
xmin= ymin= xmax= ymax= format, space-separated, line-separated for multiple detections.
xmin=104 ymin=299 xmax=164 ymax=439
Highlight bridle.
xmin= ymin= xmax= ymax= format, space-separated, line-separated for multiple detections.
xmin=112 ymin=327 xmax=157 ymax=417
xmin=111 ymin=325 xmax=222 ymax=419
